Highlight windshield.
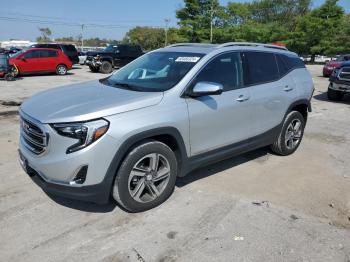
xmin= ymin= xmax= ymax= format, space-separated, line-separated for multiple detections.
xmin=106 ymin=51 xmax=204 ymax=92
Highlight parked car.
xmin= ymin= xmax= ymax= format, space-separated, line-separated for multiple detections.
xmin=323 ymin=54 xmax=350 ymax=77
xmin=328 ymin=61 xmax=350 ymax=101
xmin=18 ymin=42 xmax=314 ymax=212
xmin=0 ymin=53 xmax=18 ymax=81
xmin=78 ymin=51 xmax=87 ymax=65
xmin=9 ymin=48 xmax=72 ymax=75
xmin=86 ymin=44 xmax=143 ymax=73
xmin=30 ymin=43 xmax=79 ymax=64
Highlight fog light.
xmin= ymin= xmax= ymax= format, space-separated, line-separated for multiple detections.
xmin=70 ymin=165 xmax=88 ymax=185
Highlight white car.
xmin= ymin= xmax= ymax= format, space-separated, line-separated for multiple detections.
xmin=78 ymin=52 xmax=87 ymax=65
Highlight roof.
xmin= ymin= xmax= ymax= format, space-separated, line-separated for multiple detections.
xmin=160 ymin=42 xmax=292 ymax=55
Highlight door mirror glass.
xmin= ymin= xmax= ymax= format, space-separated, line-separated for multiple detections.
xmin=191 ymin=81 xmax=223 ymax=97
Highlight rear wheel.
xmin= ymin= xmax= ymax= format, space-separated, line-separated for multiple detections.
xmin=271 ymin=111 xmax=305 ymax=156
xmin=56 ymin=64 xmax=67 ymax=75
xmin=327 ymin=87 xmax=344 ymax=101
xmin=100 ymin=61 xmax=113 ymax=74
xmin=113 ymin=140 xmax=177 ymax=212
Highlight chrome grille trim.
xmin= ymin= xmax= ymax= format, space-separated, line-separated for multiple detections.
xmin=338 ymin=67 xmax=350 ymax=81
xmin=20 ymin=115 xmax=48 ymax=155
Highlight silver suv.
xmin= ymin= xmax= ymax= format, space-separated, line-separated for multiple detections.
xmin=19 ymin=43 xmax=314 ymax=212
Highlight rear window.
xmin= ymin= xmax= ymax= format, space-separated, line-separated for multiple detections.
xmin=39 ymin=50 xmax=58 ymax=58
xmin=242 ymin=52 xmax=279 ymax=86
xmin=62 ymin=45 xmax=77 ymax=52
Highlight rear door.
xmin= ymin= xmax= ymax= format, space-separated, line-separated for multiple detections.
xmin=241 ymin=51 xmax=297 ymax=136
xmin=186 ymin=52 xmax=254 ymax=155
xmin=38 ymin=50 xmax=58 ymax=71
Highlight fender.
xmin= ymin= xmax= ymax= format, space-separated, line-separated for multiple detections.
xmin=287 ymin=99 xmax=312 ymax=113
xmin=100 ymin=56 xmax=114 ymax=65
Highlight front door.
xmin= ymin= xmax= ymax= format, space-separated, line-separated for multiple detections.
xmin=186 ymin=52 xmax=254 ymax=156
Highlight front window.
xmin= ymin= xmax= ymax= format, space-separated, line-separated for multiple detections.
xmin=105 ymin=51 xmax=204 ymax=92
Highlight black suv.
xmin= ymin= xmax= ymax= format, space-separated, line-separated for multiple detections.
xmin=86 ymin=44 xmax=143 ymax=73
xmin=30 ymin=43 xmax=79 ymax=64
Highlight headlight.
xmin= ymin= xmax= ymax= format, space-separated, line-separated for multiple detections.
xmin=51 ymin=119 xmax=109 ymax=153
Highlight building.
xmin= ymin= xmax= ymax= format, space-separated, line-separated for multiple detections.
xmin=0 ymin=40 xmax=36 ymax=48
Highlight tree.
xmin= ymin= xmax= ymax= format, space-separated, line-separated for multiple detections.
xmin=287 ymin=0 xmax=344 ymax=59
xmin=36 ymin=27 xmax=52 ymax=43
xmin=176 ymin=0 xmax=221 ymax=42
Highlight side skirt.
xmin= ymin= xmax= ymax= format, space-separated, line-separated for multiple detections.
xmin=182 ymin=124 xmax=281 ymax=176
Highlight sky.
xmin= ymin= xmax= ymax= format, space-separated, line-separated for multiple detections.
xmin=0 ymin=0 xmax=349 ymax=41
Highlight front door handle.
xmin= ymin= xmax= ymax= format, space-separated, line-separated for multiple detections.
xmin=236 ymin=95 xmax=250 ymax=102
xmin=283 ymin=85 xmax=294 ymax=92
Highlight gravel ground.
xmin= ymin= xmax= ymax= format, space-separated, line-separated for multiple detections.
xmin=0 ymin=65 xmax=349 ymax=262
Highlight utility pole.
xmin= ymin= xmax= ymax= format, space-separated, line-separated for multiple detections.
xmin=164 ymin=18 xmax=170 ymax=47
xmin=210 ymin=1 xmax=215 ymax=43
xmin=81 ymin=24 xmax=85 ymax=50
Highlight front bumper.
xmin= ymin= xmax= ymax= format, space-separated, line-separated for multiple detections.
xmin=19 ymin=155 xmax=110 ymax=203
xmin=18 ymin=111 xmax=120 ymax=203
xmin=86 ymin=59 xmax=102 ymax=68
xmin=329 ymin=82 xmax=350 ymax=93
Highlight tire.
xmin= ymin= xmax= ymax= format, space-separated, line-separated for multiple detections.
xmin=100 ymin=61 xmax=113 ymax=74
xmin=89 ymin=65 xmax=99 ymax=73
xmin=271 ymin=111 xmax=305 ymax=156
xmin=4 ymin=73 xmax=14 ymax=81
xmin=113 ymin=140 xmax=178 ymax=212
xmin=327 ymin=87 xmax=344 ymax=101
xmin=56 ymin=64 xmax=67 ymax=75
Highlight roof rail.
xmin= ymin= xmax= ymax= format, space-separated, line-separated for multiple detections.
xmin=166 ymin=43 xmax=216 ymax=48
xmin=216 ymin=42 xmax=288 ymax=51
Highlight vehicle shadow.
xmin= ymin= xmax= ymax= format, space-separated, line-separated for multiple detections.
xmin=313 ymin=92 xmax=350 ymax=104
xmin=176 ymin=147 xmax=270 ymax=187
xmin=47 ymin=147 xmax=270 ymax=213
xmin=17 ymin=72 xmax=74 ymax=77
xmin=46 ymin=193 xmax=117 ymax=213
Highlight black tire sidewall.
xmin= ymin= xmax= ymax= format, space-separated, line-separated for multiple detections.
xmin=100 ymin=61 xmax=112 ymax=74
xmin=113 ymin=141 xmax=177 ymax=212
xmin=56 ymin=64 xmax=67 ymax=75
xmin=279 ymin=111 xmax=305 ymax=155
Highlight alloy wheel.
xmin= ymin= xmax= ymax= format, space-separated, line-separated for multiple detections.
xmin=128 ymin=153 xmax=171 ymax=203
xmin=285 ymin=119 xmax=302 ymax=150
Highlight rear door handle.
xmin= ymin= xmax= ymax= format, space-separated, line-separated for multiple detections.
xmin=283 ymin=85 xmax=294 ymax=92
xmin=236 ymin=95 xmax=250 ymax=102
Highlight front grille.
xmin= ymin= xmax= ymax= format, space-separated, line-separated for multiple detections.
xmin=338 ymin=67 xmax=350 ymax=81
xmin=20 ymin=116 xmax=48 ymax=154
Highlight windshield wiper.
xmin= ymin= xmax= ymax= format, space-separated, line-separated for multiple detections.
xmin=113 ymin=81 xmax=140 ymax=91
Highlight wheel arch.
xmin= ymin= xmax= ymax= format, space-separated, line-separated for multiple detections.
xmin=102 ymin=127 xmax=189 ymax=200
xmin=286 ymin=99 xmax=311 ymax=122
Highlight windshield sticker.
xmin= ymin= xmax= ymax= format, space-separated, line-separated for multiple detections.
xmin=175 ymin=57 xmax=200 ymax=63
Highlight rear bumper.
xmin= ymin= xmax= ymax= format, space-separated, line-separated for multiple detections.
xmin=323 ymin=67 xmax=333 ymax=76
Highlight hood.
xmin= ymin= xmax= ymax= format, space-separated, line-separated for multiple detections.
xmin=20 ymin=80 xmax=163 ymax=123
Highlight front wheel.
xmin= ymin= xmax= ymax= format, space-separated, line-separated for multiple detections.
xmin=113 ymin=140 xmax=177 ymax=212
xmin=271 ymin=111 xmax=305 ymax=156
xmin=56 ymin=64 xmax=67 ymax=75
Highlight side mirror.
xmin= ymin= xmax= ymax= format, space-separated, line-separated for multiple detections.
xmin=20 ymin=57 xmax=26 ymax=61
xmin=190 ymin=81 xmax=223 ymax=97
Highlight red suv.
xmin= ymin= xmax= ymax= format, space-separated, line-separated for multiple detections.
xmin=9 ymin=48 xmax=72 ymax=75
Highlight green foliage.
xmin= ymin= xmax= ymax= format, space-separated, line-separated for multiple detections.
xmin=36 ymin=27 xmax=52 ymax=43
